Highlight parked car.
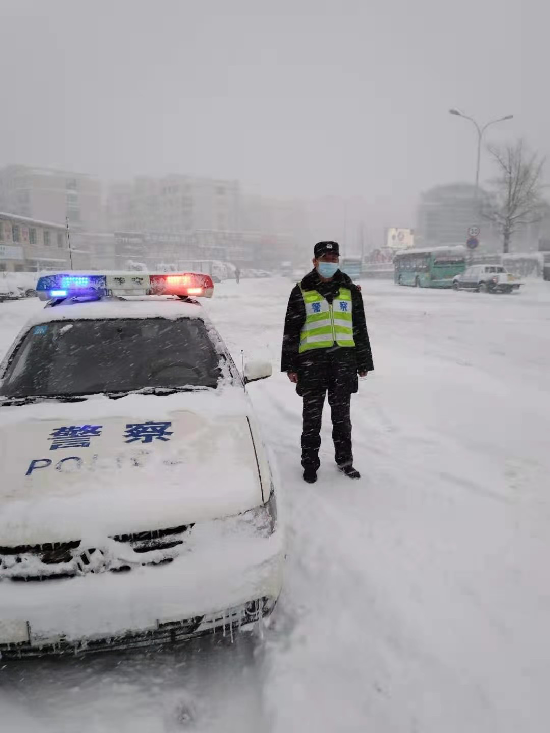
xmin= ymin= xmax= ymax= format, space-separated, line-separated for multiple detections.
xmin=0 ymin=273 xmax=38 ymax=300
xmin=452 ymin=265 xmax=522 ymax=293
xmin=0 ymin=282 xmax=20 ymax=302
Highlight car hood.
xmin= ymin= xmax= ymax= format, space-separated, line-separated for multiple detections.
xmin=0 ymin=391 xmax=265 ymax=545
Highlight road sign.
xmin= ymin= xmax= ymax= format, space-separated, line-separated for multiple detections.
xmin=468 ymin=226 xmax=480 ymax=238
xmin=466 ymin=237 xmax=479 ymax=250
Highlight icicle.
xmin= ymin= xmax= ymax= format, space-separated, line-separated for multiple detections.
xmin=257 ymin=601 xmax=265 ymax=642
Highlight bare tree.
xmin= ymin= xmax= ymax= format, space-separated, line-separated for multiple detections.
xmin=486 ymin=140 xmax=545 ymax=253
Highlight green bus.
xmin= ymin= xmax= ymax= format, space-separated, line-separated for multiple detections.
xmin=394 ymin=246 xmax=466 ymax=288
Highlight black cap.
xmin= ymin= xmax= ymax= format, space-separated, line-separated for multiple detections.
xmin=314 ymin=241 xmax=340 ymax=258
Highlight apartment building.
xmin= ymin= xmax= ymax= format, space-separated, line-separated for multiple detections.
xmin=416 ymin=183 xmax=500 ymax=250
xmin=241 ymin=194 xmax=308 ymax=267
xmin=0 ymin=165 xmax=102 ymax=231
xmin=106 ymin=175 xmax=240 ymax=234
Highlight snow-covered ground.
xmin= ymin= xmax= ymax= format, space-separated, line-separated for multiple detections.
xmin=1 ymin=277 xmax=550 ymax=732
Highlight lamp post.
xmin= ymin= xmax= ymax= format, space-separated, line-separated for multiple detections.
xmin=449 ymin=109 xmax=513 ymax=261
xmin=449 ymin=108 xmax=513 ymax=197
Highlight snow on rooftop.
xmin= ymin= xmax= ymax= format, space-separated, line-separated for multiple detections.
xmin=394 ymin=244 xmax=466 ymax=256
xmin=0 ymin=211 xmax=66 ymax=230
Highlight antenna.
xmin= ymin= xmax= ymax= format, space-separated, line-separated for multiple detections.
xmin=66 ymin=217 xmax=74 ymax=270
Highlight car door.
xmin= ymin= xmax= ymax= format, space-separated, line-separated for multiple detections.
xmin=461 ymin=266 xmax=476 ymax=288
xmin=479 ymin=266 xmax=493 ymax=287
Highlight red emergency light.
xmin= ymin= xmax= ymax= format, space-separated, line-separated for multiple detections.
xmin=166 ymin=275 xmax=191 ymax=286
xmin=149 ymin=273 xmax=214 ymax=298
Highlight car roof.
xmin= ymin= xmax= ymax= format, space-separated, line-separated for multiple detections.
xmin=25 ymin=296 xmax=209 ymax=328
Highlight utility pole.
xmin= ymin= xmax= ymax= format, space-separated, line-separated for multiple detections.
xmin=343 ymin=199 xmax=348 ymax=258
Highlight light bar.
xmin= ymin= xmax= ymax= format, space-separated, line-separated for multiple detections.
xmin=36 ymin=271 xmax=215 ymax=301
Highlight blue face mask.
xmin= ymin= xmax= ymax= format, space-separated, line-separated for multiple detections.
xmin=317 ymin=261 xmax=339 ymax=279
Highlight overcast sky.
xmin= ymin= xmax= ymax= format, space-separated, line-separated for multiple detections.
xmin=0 ymin=0 xmax=547 ymax=229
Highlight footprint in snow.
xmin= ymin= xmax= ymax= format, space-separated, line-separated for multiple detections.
xmin=165 ymin=696 xmax=198 ymax=730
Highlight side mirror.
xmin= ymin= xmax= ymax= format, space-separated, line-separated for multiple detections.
xmin=244 ymin=360 xmax=272 ymax=384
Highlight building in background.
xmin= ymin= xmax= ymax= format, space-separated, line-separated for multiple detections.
xmin=416 ymin=182 xmax=550 ymax=254
xmin=0 ymin=212 xmax=69 ymax=272
xmin=518 ymin=201 xmax=550 ymax=253
xmin=0 ymin=165 xmax=317 ymax=272
xmin=416 ymin=183 xmax=501 ymax=251
xmin=105 ymin=175 xmax=255 ymax=267
xmin=241 ymin=194 xmax=308 ymax=268
xmin=107 ymin=181 xmax=310 ymax=270
xmin=304 ymin=196 xmax=376 ymax=261
xmin=109 ymin=229 xmax=257 ymax=271
xmin=0 ymin=166 xmax=102 ymax=231
xmin=106 ymin=175 xmax=241 ymax=235
xmin=70 ymin=231 xmax=117 ymax=271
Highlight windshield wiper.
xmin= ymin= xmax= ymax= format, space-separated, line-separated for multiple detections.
xmin=106 ymin=386 xmax=212 ymax=399
xmin=0 ymin=386 xmax=215 ymax=406
xmin=0 ymin=394 xmax=89 ymax=407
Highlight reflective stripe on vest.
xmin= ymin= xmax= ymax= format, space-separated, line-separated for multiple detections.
xmin=299 ymin=287 xmax=355 ymax=352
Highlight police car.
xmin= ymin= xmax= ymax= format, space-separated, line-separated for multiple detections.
xmin=0 ymin=271 xmax=283 ymax=656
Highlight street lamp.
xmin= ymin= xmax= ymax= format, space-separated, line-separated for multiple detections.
xmin=450 ymin=108 xmax=513 ymax=259
xmin=449 ymin=108 xmax=513 ymax=193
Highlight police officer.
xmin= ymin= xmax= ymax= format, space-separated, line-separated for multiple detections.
xmin=281 ymin=241 xmax=374 ymax=483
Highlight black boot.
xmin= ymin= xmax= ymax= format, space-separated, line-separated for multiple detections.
xmin=338 ymin=465 xmax=361 ymax=480
xmin=303 ymin=468 xmax=318 ymax=484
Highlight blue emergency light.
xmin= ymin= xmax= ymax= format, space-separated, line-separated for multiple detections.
xmin=61 ymin=276 xmax=91 ymax=289
xmin=36 ymin=273 xmax=107 ymax=301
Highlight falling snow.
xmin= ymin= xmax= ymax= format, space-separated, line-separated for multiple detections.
xmin=1 ymin=277 xmax=550 ymax=732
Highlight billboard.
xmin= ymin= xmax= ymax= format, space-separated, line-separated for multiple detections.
xmin=386 ymin=228 xmax=415 ymax=250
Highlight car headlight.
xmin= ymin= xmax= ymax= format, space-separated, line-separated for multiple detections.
xmin=237 ymin=483 xmax=277 ymax=536
xmin=212 ymin=484 xmax=278 ymax=540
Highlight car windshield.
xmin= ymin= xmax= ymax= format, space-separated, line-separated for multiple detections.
xmin=0 ymin=317 xmax=221 ymax=397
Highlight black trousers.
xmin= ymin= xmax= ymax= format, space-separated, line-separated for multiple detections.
xmin=301 ymin=387 xmax=353 ymax=470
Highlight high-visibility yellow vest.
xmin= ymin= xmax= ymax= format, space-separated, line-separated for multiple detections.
xmin=299 ymin=287 xmax=355 ymax=353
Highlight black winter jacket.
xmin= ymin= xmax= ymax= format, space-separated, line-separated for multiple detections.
xmin=281 ymin=269 xmax=374 ymax=395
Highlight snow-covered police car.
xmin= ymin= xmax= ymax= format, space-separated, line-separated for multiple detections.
xmin=0 ymin=271 xmax=283 ymax=656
